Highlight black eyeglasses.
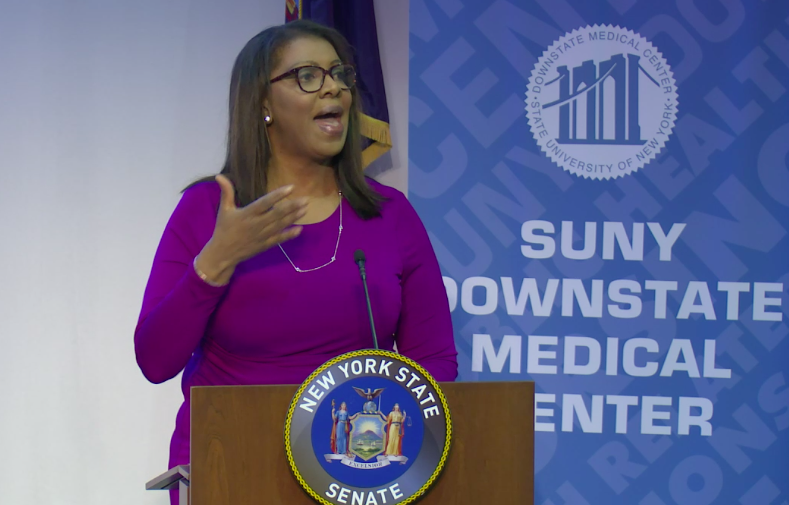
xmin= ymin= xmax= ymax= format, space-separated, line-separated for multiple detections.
xmin=270 ymin=64 xmax=357 ymax=93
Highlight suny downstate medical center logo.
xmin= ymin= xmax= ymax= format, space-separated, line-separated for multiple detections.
xmin=526 ymin=25 xmax=678 ymax=180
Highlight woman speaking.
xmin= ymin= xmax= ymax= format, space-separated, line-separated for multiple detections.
xmin=133 ymin=19 xmax=457 ymax=504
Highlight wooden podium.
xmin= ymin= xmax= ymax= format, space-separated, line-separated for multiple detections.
xmin=148 ymin=381 xmax=534 ymax=504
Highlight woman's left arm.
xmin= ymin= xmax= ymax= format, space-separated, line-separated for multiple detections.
xmin=392 ymin=192 xmax=458 ymax=382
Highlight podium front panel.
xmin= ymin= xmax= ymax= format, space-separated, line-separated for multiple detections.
xmin=191 ymin=382 xmax=534 ymax=505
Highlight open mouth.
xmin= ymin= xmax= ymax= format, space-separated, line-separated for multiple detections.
xmin=314 ymin=108 xmax=344 ymax=136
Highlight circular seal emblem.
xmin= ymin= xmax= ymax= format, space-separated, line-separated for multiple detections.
xmin=526 ymin=24 xmax=678 ymax=180
xmin=285 ymin=350 xmax=451 ymax=505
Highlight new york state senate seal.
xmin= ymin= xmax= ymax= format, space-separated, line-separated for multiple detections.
xmin=285 ymin=350 xmax=451 ymax=505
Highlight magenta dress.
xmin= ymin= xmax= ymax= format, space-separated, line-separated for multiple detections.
xmin=134 ymin=179 xmax=458 ymax=503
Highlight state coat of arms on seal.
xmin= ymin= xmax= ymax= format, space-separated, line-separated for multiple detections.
xmin=325 ymin=387 xmax=410 ymax=468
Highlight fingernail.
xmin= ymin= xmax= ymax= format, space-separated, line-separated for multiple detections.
xmin=284 ymin=185 xmax=295 ymax=193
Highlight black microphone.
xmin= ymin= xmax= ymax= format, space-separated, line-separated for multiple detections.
xmin=354 ymin=249 xmax=379 ymax=350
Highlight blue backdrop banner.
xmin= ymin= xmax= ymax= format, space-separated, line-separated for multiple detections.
xmin=408 ymin=1 xmax=789 ymax=503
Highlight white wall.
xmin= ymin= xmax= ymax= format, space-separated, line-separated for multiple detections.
xmin=368 ymin=0 xmax=410 ymax=193
xmin=0 ymin=1 xmax=407 ymax=504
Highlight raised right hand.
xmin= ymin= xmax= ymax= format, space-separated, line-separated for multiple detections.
xmin=195 ymin=174 xmax=308 ymax=284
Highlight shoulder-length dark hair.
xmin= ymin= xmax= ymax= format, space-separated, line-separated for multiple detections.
xmin=188 ymin=20 xmax=382 ymax=219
